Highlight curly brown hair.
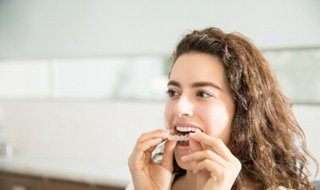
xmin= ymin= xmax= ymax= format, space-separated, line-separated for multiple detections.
xmin=170 ymin=27 xmax=318 ymax=189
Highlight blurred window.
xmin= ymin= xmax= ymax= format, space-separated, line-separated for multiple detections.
xmin=263 ymin=48 xmax=320 ymax=104
xmin=0 ymin=57 xmax=168 ymax=101
xmin=0 ymin=48 xmax=319 ymax=103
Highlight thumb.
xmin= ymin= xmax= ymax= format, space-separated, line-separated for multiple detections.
xmin=161 ymin=140 xmax=177 ymax=171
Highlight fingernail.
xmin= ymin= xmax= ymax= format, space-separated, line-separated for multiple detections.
xmin=181 ymin=156 xmax=187 ymax=161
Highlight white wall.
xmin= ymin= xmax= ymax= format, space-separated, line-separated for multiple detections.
xmin=0 ymin=100 xmax=165 ymax=184
xmin=0 ymin=0 xmax=320 ymax=59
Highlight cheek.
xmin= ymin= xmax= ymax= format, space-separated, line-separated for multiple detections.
xmin=165 ymin=102 xmax=174 ymax=129
xmin=202 ymin=104 xmax=233 ymax=143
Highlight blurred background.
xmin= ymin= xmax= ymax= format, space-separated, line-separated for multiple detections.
xmin=0 ymin=0 xmax=319 ymax=189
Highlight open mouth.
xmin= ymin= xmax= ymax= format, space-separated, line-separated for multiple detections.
xmin=168 ymin=126 xmax=202 ymax=146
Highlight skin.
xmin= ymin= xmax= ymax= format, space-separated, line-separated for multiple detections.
xmin=128 ymin=128 xmax=177 ymax=190
xmin=128 ymin=52 xmax=241 ymax=190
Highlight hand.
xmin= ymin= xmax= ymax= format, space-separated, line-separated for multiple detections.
xmin=181 ymin=130 xmax=241 ymax=190
xmin=128 ymin=129 xmax=177 ymax=190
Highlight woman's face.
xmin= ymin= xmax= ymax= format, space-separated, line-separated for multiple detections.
xmin=165 ymin=52 xmax=235 ymax=170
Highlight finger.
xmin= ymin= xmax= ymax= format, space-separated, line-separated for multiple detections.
xmin=161 ymin=140 xmax=177 ymax=171
xmin=128 ymin=137 xmax=164 ymax=172
xmin=193 ymin=159 xmax=223 ymax=175
xmin=137 ymin=129 xmax=170 ymax=144
xmin=189 ymin=137 xmax=203 ymax=153
xmin=189 ymin=131 xmax=233 ymax=161
xmin=132 ymin=138 xmax=163 ymax=161
xmin=195 ymin=158 xmax=241 ymax=178
xmin=181 ymin=150 xmax=228 ymax=167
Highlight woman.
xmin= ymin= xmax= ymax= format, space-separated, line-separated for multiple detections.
xmin=127 ymin=27 xmax=318 ymax=189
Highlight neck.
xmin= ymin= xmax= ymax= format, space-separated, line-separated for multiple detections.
xmin=172 ymin=170 xmax=210 ymax=190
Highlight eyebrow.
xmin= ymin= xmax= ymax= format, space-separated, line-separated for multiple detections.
xmin=167 ymin=80 xmax=222 ymax=91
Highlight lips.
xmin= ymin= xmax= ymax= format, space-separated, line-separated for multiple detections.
xmin=168 ymin=123 xmax=203 ymax=146
xmin=174 ymin=123 xmax=203 ymax=135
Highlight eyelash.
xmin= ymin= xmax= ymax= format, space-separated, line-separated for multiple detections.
xmin=166 ymin=89 xmax=214 ymax=98
xmin=166 ymin=89 xmax=179 ymax=97
xmin=196 ymin=90 xmax=214 ymax=98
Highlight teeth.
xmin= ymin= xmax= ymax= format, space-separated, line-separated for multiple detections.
xmin=167 ymin=134 xmax=188 ymax=141
xmin=176 ymin=126 xmax=200 ymax=133
xmin=169 ymin=126 xmax=201 ymax=141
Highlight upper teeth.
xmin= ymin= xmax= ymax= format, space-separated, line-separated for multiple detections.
xmin=176 ymin=126 xmax=199 ymax=132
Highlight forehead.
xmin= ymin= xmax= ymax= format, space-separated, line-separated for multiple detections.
xmin=170 ymin=53 xmax=227 ymax=87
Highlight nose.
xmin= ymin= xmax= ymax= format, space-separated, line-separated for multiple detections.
xmin=174 ymin=95 xmax=194 ymax=117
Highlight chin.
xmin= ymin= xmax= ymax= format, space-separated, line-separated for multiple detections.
xmin=174 ymin=152 xmax=196 ymax=171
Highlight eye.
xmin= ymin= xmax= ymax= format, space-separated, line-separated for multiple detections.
xmin=167 ymin=89 xmax=179 ymax=98
xmin=196 ymin=90 xmax=213 ymax=98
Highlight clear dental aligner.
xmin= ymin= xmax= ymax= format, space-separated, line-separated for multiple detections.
xmin=167 ymin=134 xmax=189 ymax=141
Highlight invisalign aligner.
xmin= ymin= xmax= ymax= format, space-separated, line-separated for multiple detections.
xmin=167 ymin=134 xmax=189 ymax=141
